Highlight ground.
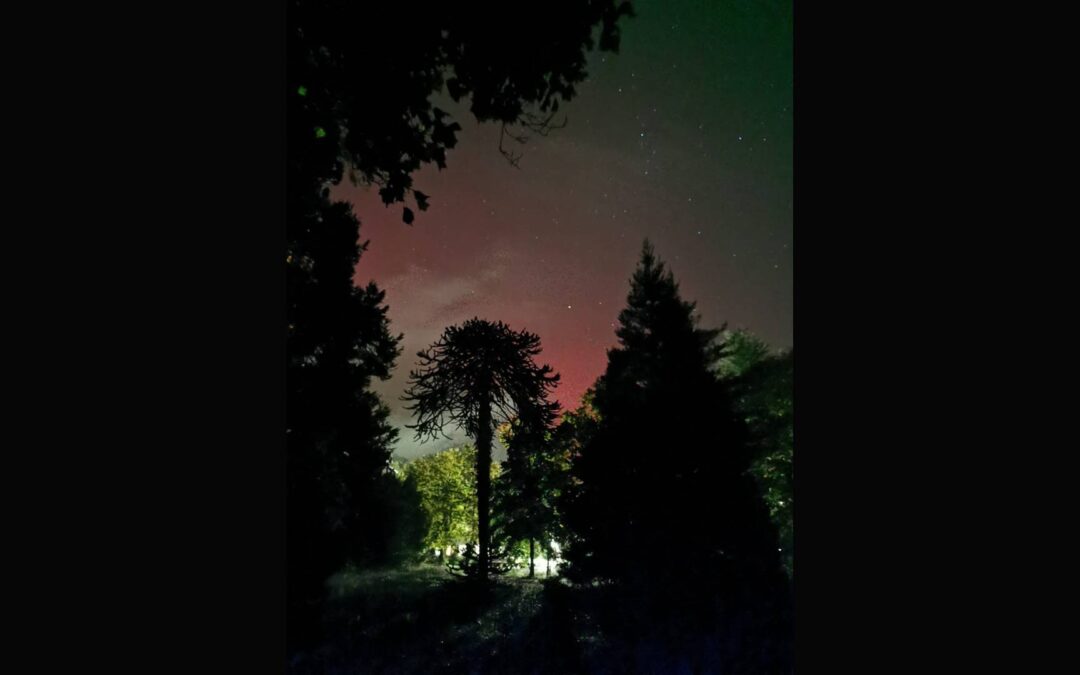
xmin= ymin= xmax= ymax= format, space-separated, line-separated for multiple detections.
xmin=289 ymin=564 xmax=791 ymax=674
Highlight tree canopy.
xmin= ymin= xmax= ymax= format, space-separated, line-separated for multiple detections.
xmin=289 ymin=0 xmax=635 ymax=220
xmin=401 ymin=446 xmax=498 ymax=558
xmin=563 ymin=240 xmax=785 ymax=594
xmin=493 ymin=419 xmax=570 ymax=577
xmin=404 ymin=319 xmax=559 ymax=582
xmin=721 ymin=333 xmax=794 ymax=578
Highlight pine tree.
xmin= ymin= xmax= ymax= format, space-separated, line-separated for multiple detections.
xmin=721 ymin=338 xmax=794 ymax=580
xmin=493 ymin=419 xmax=569 ymax=577
xmin=563 ymin=240 xmax=785 ymax=597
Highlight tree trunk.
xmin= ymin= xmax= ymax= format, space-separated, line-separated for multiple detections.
xmin=529 ymin=538 xmax=535 ymax=578
xmin=476 ymin=393 xmax=493 ymax=583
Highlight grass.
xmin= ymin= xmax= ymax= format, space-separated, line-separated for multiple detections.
xmin=290 ymin=563 xmax=792 ymax=674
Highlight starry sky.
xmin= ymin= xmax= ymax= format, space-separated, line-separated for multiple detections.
xmin=331 ymin=0 xmax=793 ymax=459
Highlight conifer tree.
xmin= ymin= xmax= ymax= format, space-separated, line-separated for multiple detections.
xmin=404 ymin=319 xmax=559 ymax=582
xmin=563 ymin=240 xmax=785 ymax=600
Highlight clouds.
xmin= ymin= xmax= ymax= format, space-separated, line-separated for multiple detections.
xmin=334 ymin=0 xmax=792 ymax=461
xmin=373 ymin=255 xmax=515 ymax=459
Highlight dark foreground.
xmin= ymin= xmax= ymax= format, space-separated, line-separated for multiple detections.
xmin=289 ymin=565 xmax=792 ymax=675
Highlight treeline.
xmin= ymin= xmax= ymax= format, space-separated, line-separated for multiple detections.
xmin=390 ymin=241 xmax=793 ymax=670
xmin=362 ymin=246 xmax=794 ymax=583
xmin=287 ymin=240 xmax=794 ymax=583
xmin=372 ymin=242 xmax=793 ymax=590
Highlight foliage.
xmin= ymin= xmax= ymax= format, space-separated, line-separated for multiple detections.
xmin=288 ymin=1 xmax=636 ymax=221
xmin=563 ymin=241 xmax=786 ymax=595
xmin=715 ymin=329 xmax=771 ymax=380
xmin=363 ymin=470 xmax=428 ymax=565
xmin=404 ymin=320 xmax=561 ymax=440
xmin=493 ymin=419 xmax=572 ymax=576
xmin=285 ymin=194 xmax=402 ymax=633
xmin=720 ymin=334 xmax=794 ymax=578
xmin=401 ymin=446 xmax=499 ymax=557
xmin=446 ymin=542 xmax=517 ymax=580
xmin=404 ymin=319 xmax=560 ymax=582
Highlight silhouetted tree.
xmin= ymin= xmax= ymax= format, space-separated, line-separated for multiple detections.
xmin=721 ymin=333 xmax=794 ymax=578
xmin=363 ymin=468 xmax=428 ymax=565
xmin=553 ymin=388 xmax=601 ymax=481
xmin=403 ymin=319 xmax=559 ymax=582
xmin=287 ymin=1 xmax=635 ymax=627
xmin=286 ymin=198 xmax=402 ymax=648
xmin=493 ymin=419 xmax=569 ymax=577
xmin=561 ymin=240 xmax=791 ymax=668
xmin=289 ymin=1 xmax=636 ymax=220
xmin=286 ymin=0 xmax=634 ymax=653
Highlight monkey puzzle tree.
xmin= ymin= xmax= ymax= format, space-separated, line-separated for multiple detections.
xmin=403 ymin=319 xmax=560 ymax=582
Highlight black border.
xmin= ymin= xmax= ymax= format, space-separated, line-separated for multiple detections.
xmin=40 ymin=1 xmax=977 ymax=671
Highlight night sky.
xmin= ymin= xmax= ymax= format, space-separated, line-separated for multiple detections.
xmin=332 ymin=0 xmax=793 ymax=459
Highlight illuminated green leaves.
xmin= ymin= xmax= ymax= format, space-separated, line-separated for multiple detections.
xmin=297 ymin=85 xmax=307 ymax=97
xmin=314 ymin=126 xmax=327 ymax=139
